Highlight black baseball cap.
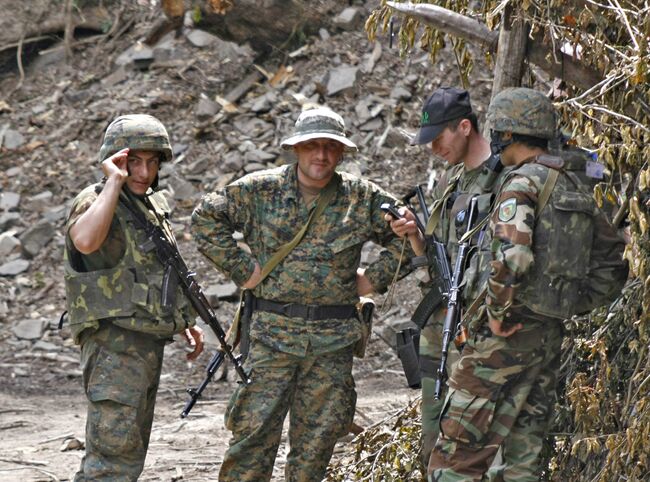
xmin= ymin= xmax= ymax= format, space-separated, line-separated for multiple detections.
xmin=411 ymin=87 xmax=473 ymax=145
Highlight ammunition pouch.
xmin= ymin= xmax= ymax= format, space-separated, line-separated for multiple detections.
xmin=395 ymin=320 xmax=421 ymax=389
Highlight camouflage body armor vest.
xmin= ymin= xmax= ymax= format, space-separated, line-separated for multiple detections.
xmin=500 ymin=149 xmax=627 ymax=320
xmin=64 ymin=185 xmax=192 ymax=343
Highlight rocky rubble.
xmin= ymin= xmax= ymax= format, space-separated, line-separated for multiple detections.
xmin=0 ymin=1 xmax=491 ymax=394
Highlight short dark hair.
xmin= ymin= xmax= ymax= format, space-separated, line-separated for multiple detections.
xmin=444 ymin=113 xmax=479 ymax=134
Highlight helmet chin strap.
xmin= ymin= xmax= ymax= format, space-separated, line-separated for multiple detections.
xmin=490 ymin=130 xmax=513 ymax=156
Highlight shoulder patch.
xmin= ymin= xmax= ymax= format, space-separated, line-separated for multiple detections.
xmin=498 ymin=198 xmax=517 ymax=222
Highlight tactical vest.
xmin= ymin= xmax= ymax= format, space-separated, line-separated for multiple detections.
xmin=427 ymin=162 xmax=500 ymax=304
xmin=497 ymin=149 xmax=627 ymax=320
xmin=64 ymin=185 xmax=192 ymax=343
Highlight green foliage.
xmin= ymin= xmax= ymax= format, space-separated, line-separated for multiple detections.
xmin=364 ymin=1 xmax=650 ymax=480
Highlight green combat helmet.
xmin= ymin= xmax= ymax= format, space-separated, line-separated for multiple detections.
xmin=98 ymin=114 xmax=172 ymax=163
xmin=487 ymin=87 xmax=557 ymax=140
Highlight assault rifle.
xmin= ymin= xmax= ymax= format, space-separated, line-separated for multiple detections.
xmin=118 ymin=192 xmax=251 ymax=418
xmin=434 ymin=195 xmax=478 ymax=400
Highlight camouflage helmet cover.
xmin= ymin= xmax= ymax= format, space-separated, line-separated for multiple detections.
xmin=98 ymin=114 xmax=172 ymax=163
xmin=487 ymin=88 xmax=557 ymax=140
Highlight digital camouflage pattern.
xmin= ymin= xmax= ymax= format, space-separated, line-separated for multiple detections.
xmin=191 ymin=163 xmax=409 ymax=480
xmin=486 ymin=88 xmax=557 ymax=140
xmin=64 ymin=186 xmax=192 ymax=343
xmin=429 ymin=321 xmax=562 ymax=482
xmin=219 ymin=342 xmax=356 ymax=482
xmin=98 ymin=114 xmax=172 ymax=163
xmin=74 ymin=322 xmax=165 ymax=481
xmin=419 ymin=161 xmax=499 ymax=464
xmin=191 ymin=163 xmax=408 ymax=357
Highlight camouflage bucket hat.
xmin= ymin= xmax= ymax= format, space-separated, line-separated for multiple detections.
xmin=487 ymin=88 xmax=557 ymax=140
xmin=280 ymin=107 xmax=357 ymax=152
xmin=98 ymin=114 xmax=173 ymax=163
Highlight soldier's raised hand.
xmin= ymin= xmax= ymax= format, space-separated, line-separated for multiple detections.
xmin=101 ymin=147 xmax=130 ymax=184
xmin=385 ymin=207 xmax=425 ymax=256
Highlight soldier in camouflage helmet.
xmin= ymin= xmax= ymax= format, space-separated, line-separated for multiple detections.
xmin=387 ymin=87 xmax=498 ymax=468
xmin=64 ymin=114 xmax=204 ymax=481
xmin=191 ymin=106 xmax=412 ymax=481
xmin=428 ymin=88 xmax=627 ymax=480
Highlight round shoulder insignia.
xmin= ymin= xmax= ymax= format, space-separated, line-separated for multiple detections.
xmin=498 ymin=198 xmax=517 ymax=222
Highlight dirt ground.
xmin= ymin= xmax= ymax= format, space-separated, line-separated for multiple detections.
xmin=0 ymin=1 xmax=493 ymax=480
xmin=0 ymin=311 xmax=420 ymax=482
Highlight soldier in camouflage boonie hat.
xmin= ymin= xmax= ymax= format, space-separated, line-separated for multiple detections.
xmin=281 ymin=107 xmax=357 ymax=152
xmin=99 ymin=114 xmax=173 ymax=164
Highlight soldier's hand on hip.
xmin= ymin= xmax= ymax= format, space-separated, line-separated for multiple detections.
xmin=182 ymin=326 xmax=205 ymax=361
xmin=101 ymin=147 xmax=130 ymax=184
xmin=488 ymin=315 xmax=523 ymax=338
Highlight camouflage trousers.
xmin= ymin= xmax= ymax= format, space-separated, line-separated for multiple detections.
xmin=428 ymin=321 xmax=562 ymax=482
xmin=219 ymin=342 xmax=356 ymax=482
xmin=419 ymin=308 xmax=460 ymax=467
xmin=74 ymin=322 xmax=165 ymax=482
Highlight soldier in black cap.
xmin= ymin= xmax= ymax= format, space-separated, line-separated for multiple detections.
xmin=387 ymin=87 xmax=497 ymax=467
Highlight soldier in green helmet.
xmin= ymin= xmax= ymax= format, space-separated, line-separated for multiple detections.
xmin=428 ymin=88 xmax=627 ymax=481
xmin=64 ymin=114 xmax=205 ymax=481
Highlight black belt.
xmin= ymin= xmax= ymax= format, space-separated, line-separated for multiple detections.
xmin=252 ymin=297 xmax=357 ymax=320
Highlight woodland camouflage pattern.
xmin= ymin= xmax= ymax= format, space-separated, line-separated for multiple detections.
xmin=191 ymin=163 xmax=409 ymax=481
xmin=65 ymin=114 xmax=192 ymax=480
xmin=98 ymin=114 xmax=172 ymax=163
xmin=429 ymin=88 xmax=627 ymax=480
xmin=486 ymin=88 xmax=557 ymax=140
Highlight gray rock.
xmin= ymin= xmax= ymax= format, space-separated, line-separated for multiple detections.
xmin=333 ymin=7 xmax=362 ymax=31
xmin=1 ymin=127 xmax=25 ymax=149
xmin=115 ymin=42 xmax=153 ymax=68
xmin=25 ymin=191 xmax=53 ymax=212
xmin=43 ymin=204 xmax=67 ymax=223
xmin=0 ymin=232 xmax=21 ymax=259
xmin=186 ymin=29 xmax=220 ymax=48
xmin=20 ymin=219 xmax=55 ymax=258
xmin=168 ymin=175 xmax=198 ymax=200
xmin=250 ymin=93 xmax=275 ymax=113
xmin=0 ymin=212 xmax=20 ymax=231
xmin=359 ymin=118 xmax=383 ymax=132
xmin=390 ymin=86 xmax=412 ymax=101
xmin=326 ymin=65 xmax=359 ymax=96
xmin=202 ymin=285 xmax=222 ymax=307
xmin=237 ymin=140 xmax=257 ymax=153
xmin=101 ymin=65 xmax=129 ymax=87
xmin=0 ymin=259 xmax=30 ymax=276
xmin=319 ymin=28 xmax=330 ymax=41
xmin=233 ymin=117 xmax=274 ymax=137
xmin=244 ymin=149 xmax=277 ymax=164
xmin=33 ymin=340 xmax=60 ymax=352
xmin=5 ymin=166 xmax=21 ymax=177
xmin=196 ymin=96 xmax=221 ymax=119
xmin=12 ymin=318 xmax=49 ymax=340
xmin=210 ymin=281 xmax=239 ymax=301
xmin=223 ymin=151 xmax=244 ymax=172
xmin=244 ymin=162 xmax=268 ymax=173
xmin=0 ymin=192 xmax=20 ymax=211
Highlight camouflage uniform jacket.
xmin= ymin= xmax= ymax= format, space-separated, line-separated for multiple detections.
xmin=426 ymin=161 xmax=499 ymax=305
xmin=486 ymin=152 xmax=626 ymax=323
xmin=191 ymin=164 xmax=410 ymax=356
xmin=64 ymin=184 xmax=194 ymax=343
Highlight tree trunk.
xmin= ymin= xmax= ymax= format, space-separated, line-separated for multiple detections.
xmin=491 ymin=5 xmax=527 ymax=99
